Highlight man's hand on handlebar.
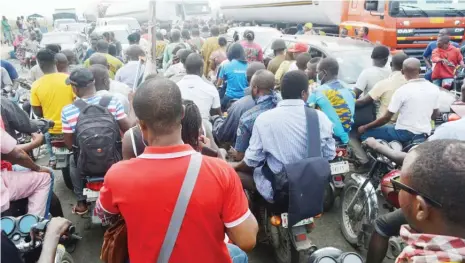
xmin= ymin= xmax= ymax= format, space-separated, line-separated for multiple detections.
xmin=44 ymin=217 xmax=72 ymax=239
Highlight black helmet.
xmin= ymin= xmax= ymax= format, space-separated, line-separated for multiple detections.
xmin=271 ymin=39 xmax=286 ymax=51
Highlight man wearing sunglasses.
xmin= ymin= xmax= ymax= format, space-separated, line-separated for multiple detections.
xmin=367 ymin=139 xmax=465 ymax=263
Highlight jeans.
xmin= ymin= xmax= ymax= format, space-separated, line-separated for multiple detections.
xmin=424 ymin=69 xmax=432 ymax=82
xmin=227 ymin=243 xmax=248 ymax=263
xmin=70 ymin=156 xmax=86 ymax=202
xmin=44 ymin=132 xmax=56 ymax=161
xmin=221 ymin=95 xmax=234 ymax=111
xmin=374 ymin=209 xmax=407 ymax=238
xmin=361 ymin=125 xmax=415 ymax=143
xmin=349 ymin=130 xmax=369 ymax=164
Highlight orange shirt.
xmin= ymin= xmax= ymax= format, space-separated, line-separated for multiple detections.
xmin=98 ymin=144 xmax=249 ymax=263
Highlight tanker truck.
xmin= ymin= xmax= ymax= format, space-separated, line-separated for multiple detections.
xmin=104 ymin=0 xmax=212 ymax=26
xmin=220 ymin=0 xmax=465 ymax=64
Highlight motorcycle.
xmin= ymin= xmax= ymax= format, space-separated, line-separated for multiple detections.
xmin=51 ymin=138 xmax=73 ymax=190
xmin=245 ymin=189 xmax=315 ymax=263
xmin=1 ymin=214 xmax=80 ymax=263
xmin=308 ymin=247 xmax=363 ymax=263
xmin=324 ymin=145 xmax=350 ymax=211
xmin=340 ymin=139 xmax=406 ymax=250
xmin=82 ymin=177 xmax=105 ymax=228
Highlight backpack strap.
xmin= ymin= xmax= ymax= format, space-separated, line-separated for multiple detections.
xmin=73 ymin=99 xmax=88 ymax=111
xmin=157 ymin=153 xmax=202 ymax=263
xmin=99 ymin=95 xmax=113 ymax=108
xmin=304 ymin=106 xmax=321 ymax=158
xmin=129 ymin=127 xmax=138 ymax=157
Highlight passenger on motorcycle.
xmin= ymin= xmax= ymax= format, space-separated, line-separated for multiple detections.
xmin=1 ymin=118 xmax=53 ymax=217
xmin=28 ymin=44 xmax=61 ymax=82
xmin=307 ymin=57 xmax=355 ymax=144
xmin=55 ymin=53 xmax=69 ymax=74
xmin=358 ymin=58 xmax=440 ymax=144
xmin=354 ymin=45 xmax=391 ymax=98
xmin=213 ymin=62 xmax=265 ymax=146
xmin=431 ymin=35 xmax=464 ymax=89
xmin=231 ymin=69 xmax=278 ymax=161
xmin=61 ymin=68 xmax=132 ymax=214
xmin=395 ymin=140 xmax=465 ymax=262
xmin=30 ymin=48 xmax=75 ymax=168
xmin=234 ymin=70 xmax=336 ymax=201
xmin=305 ymin=57 xmax=321 ymax=91
xmin=96 ymin=78 xmax=258 ymax=263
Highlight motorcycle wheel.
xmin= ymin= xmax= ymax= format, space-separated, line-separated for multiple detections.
xmin=323 ymin=184 xmax=335 ymax=212
xmin=61 ymin=166 xmax=73 ymax=190
xmin=340 ymin=178 xmax=377 ymax=247
xmin=268 ymin=219 xmax=310 ymax=263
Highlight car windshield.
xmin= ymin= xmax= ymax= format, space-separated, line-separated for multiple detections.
xmin=331 ymin=50 xmax=375 ymax=84
xmin=390 ymin=0 xmax=465 ymax=17
xmin=41 ymin=34 xmax=76 ymax=45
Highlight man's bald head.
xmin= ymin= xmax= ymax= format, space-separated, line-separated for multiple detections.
xmin=55 ymin=53 xmax=68 ymax=73
xmin=61 ymin=49 xmax=77 ymax=64
xmin=402 ymin=57 xmax=421 ymax=80
xmin=89 ymin=53 xmax=109 ymax=68
xmin=391 ymin=52 xmax=409 ymax=71
xmin=96 ymin=40 xmax=109 ymax=53
xmin=126 ymin=45 xmax=145 ymax=61
xmin=438 ymin=29 xmax=450 ymax=37
xmin=184 ymin=53 xmax=204 ymax=76
xmin=246 ymin=62 xmax=266 ymax=83
xmin=89 ymin=64 xmax=110 ymax=91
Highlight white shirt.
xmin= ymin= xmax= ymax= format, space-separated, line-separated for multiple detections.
xmin=164 ymin=63 xmax=185 ymax=79
xmin=109 ymin=79 xmax=132 ymax=98
xmin=388 ymin=79 xmax=439 ymax=135
xmin=356 ymin=66 xmax=391 ymax=95
xmin=115 ymin=61 xmax=140 ymax=89
xmin=177 ymin=75 xmax=221 ymax=121
xmin=96 ymin=89 xmax=130 ymax=114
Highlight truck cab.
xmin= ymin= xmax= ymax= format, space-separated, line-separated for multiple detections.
xmin=340 ymin=0 xmax=465 ymax=68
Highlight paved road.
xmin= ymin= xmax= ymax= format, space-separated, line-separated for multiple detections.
xmin=4 ymin=51 xmax=394 ymax=263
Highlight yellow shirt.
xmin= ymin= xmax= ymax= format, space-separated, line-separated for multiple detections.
xmin=83 ymin=53 xmax=123 ymax=79
xmin=275 ymin=60 xmax=293 ymax=89
xmin=201 ymin=37 xmax=220 ymax=76
xmin=368 ymin=71 xmax=407 ymax=122
xmin=30 ymin=73 xmax=75 ymax=134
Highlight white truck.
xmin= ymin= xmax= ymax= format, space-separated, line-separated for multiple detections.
xmin=104 ymin=0 xmax=212 ymax=26
xmin=53 ymin=8 xmax=78 ymax=22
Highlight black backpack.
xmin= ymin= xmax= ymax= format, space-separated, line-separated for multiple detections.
xmin=73 ymin=95 xmax=122 ymax=177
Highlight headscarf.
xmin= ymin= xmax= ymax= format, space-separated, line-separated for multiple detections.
xmin=227 ymin=43 xmax=246 ymax=62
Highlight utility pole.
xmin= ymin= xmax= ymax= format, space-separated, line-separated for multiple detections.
xmin=144 ymin=0 xmax=157 ymax=76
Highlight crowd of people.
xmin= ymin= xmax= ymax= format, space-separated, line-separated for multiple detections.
xmin=1 ymin=20 xmax=465 ymax=263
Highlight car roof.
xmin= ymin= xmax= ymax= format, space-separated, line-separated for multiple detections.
xmin=98 ymin=17 xmax=137 ymax=21
xmin=228 ymin=26 xmax=281 ymax=33
xmin=94 ymin=25 xmax=130 ymax=32
xmin=43 ymin=31 xmax=80 ymax=36
xmin=277 ymin=34 xmax=376 ymax=53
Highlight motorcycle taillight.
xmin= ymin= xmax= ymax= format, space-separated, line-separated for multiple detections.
xmin=51 ymin=141 xmax=66 ymax=148
xmin=336 ymin=148 xmax=347 ymax=157
xmin=86 ymin=182 xmax=104 ymax=191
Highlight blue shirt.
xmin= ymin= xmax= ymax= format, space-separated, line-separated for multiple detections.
xmin=213 ymin=94 xmax=255 ymax=144
xmin=235 ymin=93 xmax=279 ymax=152
xmin=0 ymin=60 xmax=18 ymax=80
xmin=423 ymin=41 xmax=459 ymax=58
xmin=308 ymin=80 xmax=355 ymax=143
xmin=83 ymin=48 xmax=96 ymax=61
xmin=243 ymin=99 xmax=336 ymax=202
xmin=219 ymin=59 xmax=248 ymax=99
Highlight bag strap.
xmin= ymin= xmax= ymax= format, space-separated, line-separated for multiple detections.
xmin=157 ymin=153 xmax=203 ymax=263
xmin=99 ymin=95 xmax=113 ymax=108
xmin=129 ymin=127 xmax=138 ymax=157
xmin=304 ymin=106 xmax=321 ymax=158
xmin=73 ymin=99 xmax=87 ymax=111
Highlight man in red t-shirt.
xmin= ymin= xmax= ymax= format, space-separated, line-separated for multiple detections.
xmin=95 ymin=77 xmax=258 ymax=263
xmin=431 ymin=35 xmax=465 ymax=89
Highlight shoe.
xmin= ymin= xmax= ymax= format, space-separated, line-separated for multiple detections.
xmin=72 ymin=201 xmax=88 ymax=215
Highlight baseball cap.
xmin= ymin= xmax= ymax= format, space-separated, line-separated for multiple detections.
xmin=66 ymin=68 xmax=94 ymax=87
xmin=371 ymin=45 xmax=390 ymax=59
xmin=288 ymin=42 xmax=309 ymax=53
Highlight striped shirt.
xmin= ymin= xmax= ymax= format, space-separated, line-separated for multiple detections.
xmin=61 ymin=95 xmax=126 ymax=133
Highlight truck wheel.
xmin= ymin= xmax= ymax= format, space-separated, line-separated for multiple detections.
xmin=61 ymin=166 xmax=73 ymax=190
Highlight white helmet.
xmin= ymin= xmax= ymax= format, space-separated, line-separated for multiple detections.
xmin=160 ymin=29 xmax=167 ymax=36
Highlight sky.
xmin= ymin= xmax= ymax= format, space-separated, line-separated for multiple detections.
xmin=1 ymin=0 xmax=219 ymax=19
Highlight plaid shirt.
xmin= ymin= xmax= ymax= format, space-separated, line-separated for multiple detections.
xmin=396 ymin=225 xmax=465 ymax=263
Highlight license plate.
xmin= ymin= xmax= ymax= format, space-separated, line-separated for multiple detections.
xmin=53 ymin=147 xmax=69 ymax=155
xmin=83 ymin=188 xmax=100 ymax=200
xmin=330 ymin=161 xmax=350 ymax=175
xmin=281 ymin=213 xmax=313 ymax=228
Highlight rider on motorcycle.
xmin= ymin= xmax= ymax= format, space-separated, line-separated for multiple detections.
xmin=358 ymin=58 xmax=440 ymax=144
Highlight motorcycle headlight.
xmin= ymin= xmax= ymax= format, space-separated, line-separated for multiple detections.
xmin=314 ymin=257 xmax=337 ymax=263
xmin=340 ymin=252 xmax=363 ymax=263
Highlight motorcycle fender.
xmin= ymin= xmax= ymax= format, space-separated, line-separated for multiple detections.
xmin=288 ymin=225 xmax=313 ymax=251
xmin=349 ymin=173 xmax=379 ymax=221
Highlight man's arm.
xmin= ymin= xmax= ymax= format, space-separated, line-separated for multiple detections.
xmin=210 ymin=91 xmax=223 ymax=117
xmin=423 ymin=44 xmax=433 ymax=69
xmin=233 ymin=118 xmax=265 ymax=171
xmin=356 ymin=94 xmax=375 ymax=108
xmin=431 ymin=48 xmax=443 ymax=63
xmin=30 ymin=84 xmax=43 ymax=117
xmin=354 ymin=70 xmax=368 ymax=99
xmin=37 ymin=218 xmax=72 ymax=263
xmin=3 ymin=146 xmax=41 ymax=172
xmin=17 ymin=133 xmax=43 ymax=152
xmin=359 ymin=111 xmax=394 ymax=133
xmin=32 ymin=106 xmax=43 ymax=118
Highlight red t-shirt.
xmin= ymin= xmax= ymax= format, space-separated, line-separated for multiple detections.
xmin=431 ymin=44 xmax=464 ymax=79
xmin=240 ymin=40 xmax=263 ymax=63
xmin=98 ymin=144 xmax=250 ymax=263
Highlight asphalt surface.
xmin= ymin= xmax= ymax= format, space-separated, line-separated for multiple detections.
xmin=2 ymin=46 xmax=394 ymax=263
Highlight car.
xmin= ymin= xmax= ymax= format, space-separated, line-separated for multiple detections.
xmin=263 ymin=34 xmax=390 ymax=85
xmin=53 ymin=19 xmax=77 ymax=30
xmin=40 ymin=31 xmax=88 ymax=61
xmin=225 ymin=26 xmax=282 ymax=49
xmin=96 ymin=17 xmax=141 ymax=32
xmin=93 ymin=25 xmax=132 ymax=54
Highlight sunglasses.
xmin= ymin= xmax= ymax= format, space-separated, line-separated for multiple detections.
xmin=390 ymin=179 xmax=442 ymax=208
